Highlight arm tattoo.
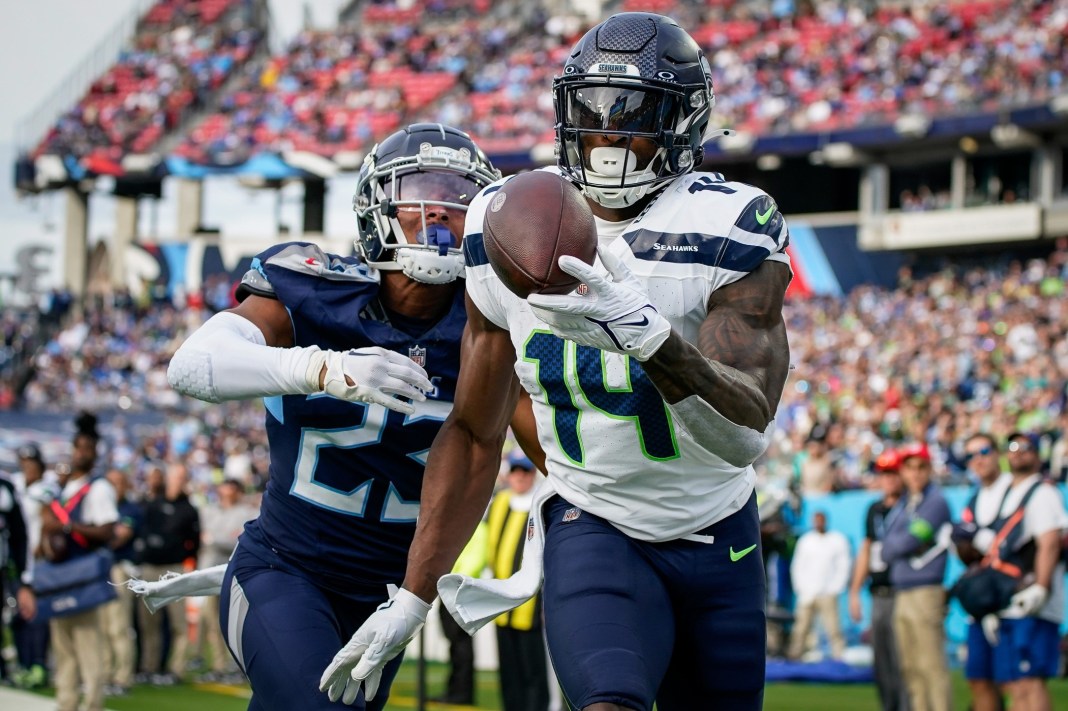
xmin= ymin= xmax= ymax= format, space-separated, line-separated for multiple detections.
xmin=642 ymin=261 xmax=791 ymax=429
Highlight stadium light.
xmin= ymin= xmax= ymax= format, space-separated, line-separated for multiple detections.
xmin=333 ymin=150 xmax=364 ymax=171
xmin=718 ymin=130 xmax=756 ymax=154
xmin=1050 ymin=94 xmax=1068 ymax=116
xmin=818 ymin=142 xmax=869 ymax=167
xmin=284 ymin=151 xmax=339 ymax=179
xmin=990 ymin=123 xmax=1039 ymax=149
xmin=122 ymin=153 xmax=160 ymax=174
xmin=756 ymin=154 xmax=782 ymax=171
xmin=894 ymin=113 xmax=931 ymax=139
xmin=34 ymin=155 xmax=67 ymax=188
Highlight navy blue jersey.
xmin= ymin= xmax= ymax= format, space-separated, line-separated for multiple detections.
xmin=238 ymin=242 xmax=465 ymax=600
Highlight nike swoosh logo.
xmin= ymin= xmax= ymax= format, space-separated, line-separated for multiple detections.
xmin=755 ymin=205 xmax=775 ymax=226
xmin=616 ymin=314 xmax=649 ymax=328
xmin=729 ymin=544 xmax=757 ymax=562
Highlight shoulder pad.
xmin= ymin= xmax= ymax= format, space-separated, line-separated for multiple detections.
xmin=235 ymin=260 xmax=276 ymax=303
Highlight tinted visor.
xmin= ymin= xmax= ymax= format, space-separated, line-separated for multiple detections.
xmin=392 ymin=171 xmax=483 ymax=206
xmin=565 ymin=86 xmax=671 ymax=135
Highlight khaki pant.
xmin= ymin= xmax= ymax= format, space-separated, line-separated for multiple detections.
xmin=893 ymin=585 xmax=951 ymax=711
xmin=101 ymin=563 xmax=137 ymax=687
xmin=198 ymin=595 xmax=233 ymax=673
xmin=136 ymin=562 xmax=190 ymax=677
xmin=51 ymin=607 xmax=105 ymax=711
xmin=788 ymin=594 xmax=845 ymax=660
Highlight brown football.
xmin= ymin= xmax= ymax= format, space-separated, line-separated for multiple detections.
xmin=482 ymin=171 xmax=597 ymax=298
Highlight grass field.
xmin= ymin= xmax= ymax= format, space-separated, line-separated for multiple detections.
xmin=28 ymin=662 xmax=1068 ymax=710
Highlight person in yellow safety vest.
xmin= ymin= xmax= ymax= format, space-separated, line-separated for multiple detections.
xmin=435 ymin=521 xmax=487 ymax=705
xmin=487 ymin=451 xmax=549 ymax=711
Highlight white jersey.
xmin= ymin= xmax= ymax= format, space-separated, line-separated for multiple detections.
xmin=463 ymin=168 xmax=791 ymax=542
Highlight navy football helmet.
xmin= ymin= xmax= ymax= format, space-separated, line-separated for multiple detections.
xmin=354 ymin=123 xmax=499 ymax=284
xmin=553 ymin=13 xmax=728 ymax=208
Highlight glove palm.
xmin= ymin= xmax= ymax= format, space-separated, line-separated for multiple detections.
xmin=319 ymin=587 xmax=430 ymax=705
xmin=526 ymin=246 xmax=671 ymax=361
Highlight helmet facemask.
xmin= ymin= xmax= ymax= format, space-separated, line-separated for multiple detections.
xmin=555 ymin=73 xmax=713 ymax=208
xmin=354 ymin=139 xmax=498 ymax=284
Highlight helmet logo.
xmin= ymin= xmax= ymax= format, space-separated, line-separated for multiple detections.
xmin=490 ymin=192 xmax=507 ymax=213
xmin=656 ymin=71 xmax=676 ymax=80
xmin=590 ymin=63 xmax=638 ymax=76
xmin=690 ymin=90 xmax=708 ymax=109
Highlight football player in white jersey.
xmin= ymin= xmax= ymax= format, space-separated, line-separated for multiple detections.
xmin=322 ymin=13 xmax=791 ymax=710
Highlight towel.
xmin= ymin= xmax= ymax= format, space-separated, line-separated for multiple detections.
xmin=438 ymin=481 xmax=555 ymax=635
xmin=124 ymin=563 xmax=228 ymax=613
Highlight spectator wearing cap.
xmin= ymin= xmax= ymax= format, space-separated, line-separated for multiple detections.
xmin=951 ymin=433 xmax=1012 ymax=711
xmin=881 ymin=442 xmax=953 ymax=711
xmin=488 ymin=449 xmax=549 ymax=711
xmin=788 ymin=510 xmax=851 ymax=661
xmin=795 ymin=424 xmax=843 ymax=497
xmin=12 ymin=444 xmax=56 ymax=688
xmin=848 ymin=448 xmax=910 ymax=711
xmin=39 ymin=420 xmax=118 ymax=711
xmin=988 ymin=431 xmax=1068 ymax=711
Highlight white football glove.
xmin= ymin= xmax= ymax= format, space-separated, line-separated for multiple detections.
xmin=980 ymin=613 xmax=1000 ymax=646
xmin=1008 ymin=583 xmax=1048 ymax=617
xmin=319 ymin=587 xmax=431 ymax=705
xmin=315 ymin=347 xmax=433 ymax=415
xmin=526 ymin=246 xmax=672 ymax=361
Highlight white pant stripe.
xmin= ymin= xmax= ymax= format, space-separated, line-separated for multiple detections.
xmin=226 ymin=575 xmax=251 ymax=673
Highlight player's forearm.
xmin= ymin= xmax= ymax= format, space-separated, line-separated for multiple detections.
xmin=403 ymin=421 xmax=503 ymax=602
xmin=642 ymin=331 xmax=773 ymax=426
xmin=850 ymin=541 xmax=871 ymax=595
xmin=1033 ymin=529 xmax=1060 ymax=590
xmin=167 ymin=312 xmax=323 ymax=402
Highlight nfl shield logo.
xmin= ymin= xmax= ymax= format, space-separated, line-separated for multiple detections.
xmin=562 ymin=507 xmax=581 ymax=523
xmin=527 ymin=518 xmax=535 ymax=540
xmin=409 ymin=345 xmax=427 ymax=368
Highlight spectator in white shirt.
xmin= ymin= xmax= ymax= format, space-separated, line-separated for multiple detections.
xmin=788 ymin=511 xmax=852 ymax=660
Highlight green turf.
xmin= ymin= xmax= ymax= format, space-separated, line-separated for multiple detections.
xmin=28 ymin=662 xmax=1068 ymax=710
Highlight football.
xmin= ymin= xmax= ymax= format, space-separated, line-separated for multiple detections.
xmin=482 ymin=171 xmax=598 ymax=298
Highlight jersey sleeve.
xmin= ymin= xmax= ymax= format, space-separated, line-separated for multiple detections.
xmin=462 ymin=180 xmax=514 ymax=330
xmin=623 ymin=174 xmax=792 ymax=308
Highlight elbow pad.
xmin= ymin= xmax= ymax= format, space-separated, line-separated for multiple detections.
xmin=666 ymin=395 xmax=773 ymax=468
xmin=167 ymin=311 xmax=325 ymax=402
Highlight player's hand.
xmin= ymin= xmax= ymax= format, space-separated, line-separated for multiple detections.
xmin=527 ymin=246 xmax=671 ymax=361
xmin=980 ymin=613 xmax=1000 ymax=646
xmin=1009 ymin=583 xmax=1048 ymax=617
xmin=848 ymin=590 xmax=862 ymax=623
xmin=318 ymin=347 xmax=433 ymax=415
xmin=319 ymin=587 xmax=431 ymax=705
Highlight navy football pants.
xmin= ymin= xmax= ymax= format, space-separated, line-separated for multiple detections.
xmin=220 ymin=542 xmax=403 ymax=711
xmin=542 ymin=493 xmax=766 ymax=711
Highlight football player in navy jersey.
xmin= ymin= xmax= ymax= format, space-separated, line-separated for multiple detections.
xmin=166 ymin=124 xmax=502 ymax=711
xmin=323 ymin=15 xmax=792 ymax=711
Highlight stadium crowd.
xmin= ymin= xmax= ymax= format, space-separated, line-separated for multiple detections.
xmin=6 ymin=241 xmax=1066 ymax=490
xmin=30 ymin=0 xmax=1068 ymax=165
xmin=30 ymin=0 xmax=264 ymax=164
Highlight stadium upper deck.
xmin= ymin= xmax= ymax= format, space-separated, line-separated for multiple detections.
xmin=15 ymin=0 xmax=1068 ymax=185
